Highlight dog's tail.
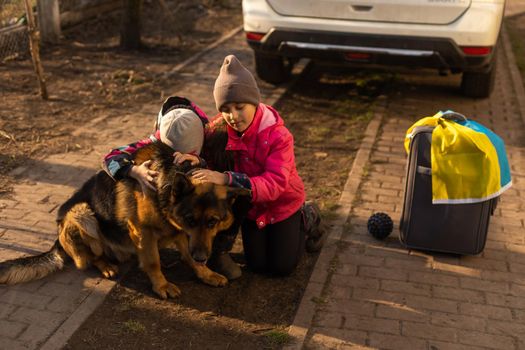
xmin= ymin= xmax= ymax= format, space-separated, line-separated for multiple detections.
xmin=0 ymin=240 xmax=69 ymax=285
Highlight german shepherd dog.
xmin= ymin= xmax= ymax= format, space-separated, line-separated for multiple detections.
xmin=0 ymin=142 xmax=249 ymax=299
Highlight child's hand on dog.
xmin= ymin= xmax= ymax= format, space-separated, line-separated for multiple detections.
xmin=191 ymin=169 xmax=228 ymax=185
xmin=129 ymin=160 xmax=158 ymax=193
xmin=173 ymin=152 xmax=200 ymax=166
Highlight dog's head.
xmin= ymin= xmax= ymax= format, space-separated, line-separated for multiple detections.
xmin=158 ymin=170 xmax=250 ymax=264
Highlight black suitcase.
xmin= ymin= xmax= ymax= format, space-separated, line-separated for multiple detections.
xmin=399 ymin=125 xmax=498 ymax=255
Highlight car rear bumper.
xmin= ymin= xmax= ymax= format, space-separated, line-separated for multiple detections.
xmin=248 ymin=28 xmax=495 ymax=72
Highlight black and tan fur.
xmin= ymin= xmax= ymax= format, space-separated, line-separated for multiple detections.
xmin=0 ymin=142 xmax=249 ymax=299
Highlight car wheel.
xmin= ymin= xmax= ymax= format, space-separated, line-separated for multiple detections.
xmin=461 ymin=55 xmax=497 ymax=98
xmin=254 ymin=52 xmax=292 ymax=84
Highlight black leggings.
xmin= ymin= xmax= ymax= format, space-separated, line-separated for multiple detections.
xmin=241 ymin=210 xmax=304 ymax=276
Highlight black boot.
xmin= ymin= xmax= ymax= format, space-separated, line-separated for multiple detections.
xmin=207 ymin=252 xmax=242 ymax=280
xmin=302 ymin=201 xmax=327 ymax=253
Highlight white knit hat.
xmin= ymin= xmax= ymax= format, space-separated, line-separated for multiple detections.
xmin=159 ymin=108 xmax=204 ymax=155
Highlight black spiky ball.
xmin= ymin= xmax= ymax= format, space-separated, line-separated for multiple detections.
xmin=367 ymin=212 xmax=393 ymax=240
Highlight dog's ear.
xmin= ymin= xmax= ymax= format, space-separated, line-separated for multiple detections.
xmin=226 ymin=187 xmax=251 ymax=205
xmin=177 ymin=160 xmax=195 ymax=173
xmin=171 ymin=172 xmax=195 ymax=201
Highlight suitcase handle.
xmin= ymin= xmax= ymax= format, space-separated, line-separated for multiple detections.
xmin=440 ymin=111 xmax=467 ymax=122
xmin=417 ymin=166 xmax=432 ymax=175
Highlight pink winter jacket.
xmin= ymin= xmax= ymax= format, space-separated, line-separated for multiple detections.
xmin=225 ymin=103 xmax=305 ymax=228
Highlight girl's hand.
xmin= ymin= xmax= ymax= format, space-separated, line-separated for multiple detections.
xmin=173 ymin=152 xmax=200 ymax=166
xmin=128 ymin=160 xmax=158 ymax=192
xmin=191 ymin=169 xmax=228 ymax=185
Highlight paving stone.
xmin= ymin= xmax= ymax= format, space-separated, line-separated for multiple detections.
xmin=331 ymin=275 xmax=380 ymax=290
xmin=306 ymin=327 xmax=368 ymax=349
xmin=0 ymin=303 xmax=19 ymax=318
xmin=457 ymin=330 xmax=515 ymax=350
xmin=3 ymin=280 xmax=46 ymax=293
xmin=407 ymin=271 xmax=460 ymax=288
xmin=322 ymin=298 xmax=376 ymax=317
xmin=427 ymin=340 xmax=487 ymax=350
xmin=376 ymin=303 xmax=429 ymax=323
xmin=459 ymin=277 xmax=510 ymax=294
xmin=458 ymin=302 xmax=513 ymax=321
xmin=49 ymin=268 xmax=84 ymax=285
xmin=358 ymin=266 xmax=408 ymax=282
xmin=402 ymin=321 xmax=457 ymax=343
xmin=459 ymin=256 xmax=509 ymax=272
xmin=18 ymin=324 xmax=55 ymax=349
xmin=486 ymin=292 xmax=525 ymax=310
xmin=1 ymin=290 xmax=54 ymax=310
xmin=0 ymin=319 xmax=28 ymax=339
xmin=380 ymin=280 xmax=432 ymax=297
xmin=36 ymin=281 xmax=89 ymax=299
xmin=430 ymin=312 xmax=487 ymax=332
xmin=0 ymin=337 xmax=31 ymax=350
xmin=8 ymin=307 xmax=64 ymax=328
xmin=368 ymin=332 xmax=427 ymax=350
xmin=432 ymin=285 xmax=486 ymax=304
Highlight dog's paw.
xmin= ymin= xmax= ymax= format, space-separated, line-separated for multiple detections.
xmin=153 ymin=282 xmax=181 ymax=299
xmin=94 ymin=260 xmax=119 ymax=279
xmin=203 ymin=272 xmax=228 ymax=287
xmin=101 ymin=264 xmax=119 ymax=279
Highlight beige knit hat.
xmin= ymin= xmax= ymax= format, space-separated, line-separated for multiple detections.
xmin=213 ymin=54 xmax=260 ymax=111
xmin=159 ymin=108 xmax=204 ymax=155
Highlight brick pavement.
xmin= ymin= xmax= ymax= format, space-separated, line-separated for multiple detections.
xmin=0 ymin=28 xmax=293 ymax=349
xmin=287 ymin=6 xmax=525 ymax=350
xmin=2 ymin=4 xmax=525 ymax=350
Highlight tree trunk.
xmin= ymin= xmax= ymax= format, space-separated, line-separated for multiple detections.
xmin=37 ymin=0 xmax=61 ymax=44
xmin=120 ymin=0 xmax=142 ymax=50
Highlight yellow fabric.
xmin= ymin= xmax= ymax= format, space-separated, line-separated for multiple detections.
xmin=405 ymin=114 xmax=501 ymax=203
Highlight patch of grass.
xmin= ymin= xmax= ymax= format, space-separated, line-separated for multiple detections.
xmin=307 ymin=125 xmax=332 ymax=142
xmin=264 ymin=329 xmax=293 ymax=346
xmin=122 ymin=319 xmax=146 ymax=333
xmin=321 ymin=201 xmax=341 ymax=222
xmin=310 ymin=296 xmax=328 ymax=305
xmin=316 ymin=186 xmax=340 ymax=198
xmin=344 ymin=130 xmax=360 ymax=142
xmin=361 ymin=109 xmax=375 ymax=122
xmin=362 ymin=163 xmax=371 ymax=179
xmin=332 ymin=98 xmax=370 ymax=115
xmin=328 ymin=255 xmax=340 ymax=273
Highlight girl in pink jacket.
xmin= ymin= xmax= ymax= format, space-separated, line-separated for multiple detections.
xmin=190 ymin=55 xmax=308 ymax=275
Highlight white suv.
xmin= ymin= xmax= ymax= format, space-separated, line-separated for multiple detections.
xmin=242 ymin=0 xmax=505 ymax=97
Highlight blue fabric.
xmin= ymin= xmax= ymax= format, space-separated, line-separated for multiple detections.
xmin=457 ymin=119 xmax=512 ymax=190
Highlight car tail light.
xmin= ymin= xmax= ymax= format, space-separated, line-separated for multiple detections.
xmin=461 ymin=46 xmax=492 ymax=56
xmin=246 ymin=32 xmax=265 ymax=42
xmin=345 ymin=52 xmax=371 ymax=61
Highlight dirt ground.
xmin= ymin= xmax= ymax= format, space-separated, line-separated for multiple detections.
xmin=0 ymin=1 xmax=385 ymax=349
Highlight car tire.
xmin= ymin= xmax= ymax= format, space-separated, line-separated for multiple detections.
xmin=254 ymin=52 xmax=292 ymax=84
xmin=461 ymin=55 xmax=497 ymax=98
